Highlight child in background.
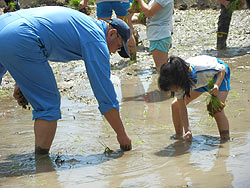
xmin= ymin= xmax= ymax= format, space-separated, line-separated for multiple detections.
xmin=136 ymin=0 xmax=174 ymax=72
xmin=217 ymin=0 xmax=246 ymax=50
xmin=80 ymin=0 xmax=137 ymax=60
xmin=158 ymin=55 xmax=231 ymax=142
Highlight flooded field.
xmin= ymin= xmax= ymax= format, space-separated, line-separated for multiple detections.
xmin=0 ymin=8 xmax=250 ymax=188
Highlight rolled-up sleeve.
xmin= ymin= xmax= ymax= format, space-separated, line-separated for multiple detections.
xmin=0 ymin=63 xmax=7 ymax=85
xmin=82 ymin=41 xmax=119 ymax=115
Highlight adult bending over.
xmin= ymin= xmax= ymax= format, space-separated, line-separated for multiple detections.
xmin=0 ymin=6 xmax=132 ymax=155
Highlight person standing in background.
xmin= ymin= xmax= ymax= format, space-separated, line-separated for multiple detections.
xmin=80 ymin=0 xmax=137 ymax=60
xmin=136 ymin=0 xmax=174 ymax=72
xmin=217 ymin=0 xmax=246 ymax=50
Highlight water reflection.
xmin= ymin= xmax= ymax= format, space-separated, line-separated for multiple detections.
xmin=1 ymin=54 xmax=250 ymax=187
xmin=0 ymin=150 xmax=124 ymax=178
xmin=116 ymin=70 xmax=173 ymax=126
xmin=201 ymin=45 xmax=250 ymax=58
xmin=155 ymin=135 xmax=233 ymax=187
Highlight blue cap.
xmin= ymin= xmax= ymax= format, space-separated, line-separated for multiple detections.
xmin=107 ymin=18 xmax=130 ymax=58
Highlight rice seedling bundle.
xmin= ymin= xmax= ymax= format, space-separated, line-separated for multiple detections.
xmin=4 ymin=2 xmax=17 ymax=12
xmin=68 ymin=0 xmax=80 ymax=10
xmin=227 ymin=0 xmax=242 ymax=13
xmin=138 ymin=12 xmax=146 ymax=25
xmin=127 ymin=0 xmax=141 ymax=13
xmin=206 ymin=78 xmax=226 ymax=117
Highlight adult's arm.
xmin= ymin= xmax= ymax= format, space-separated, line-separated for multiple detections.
xmin=82 ymin=41 xmax=132 ymax=150
xmin=104 ymin=108 xmax=132 ymax=151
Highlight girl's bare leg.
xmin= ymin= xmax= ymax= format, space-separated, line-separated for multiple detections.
xmin=152 ymin=49 xmax=168 ymax=73
xmin=213 ymin=91 xmax=230 ymax=140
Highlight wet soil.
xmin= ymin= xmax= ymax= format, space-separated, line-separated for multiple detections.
xmin=0 ymin=8 xmax=250 ymax=188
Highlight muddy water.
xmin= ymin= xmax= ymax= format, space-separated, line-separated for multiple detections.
xmin=1 ymin=9 xmax=250 ymax=188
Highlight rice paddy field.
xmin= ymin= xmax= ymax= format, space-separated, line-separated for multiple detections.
xmin=0 ymin=6 xmax=250 ymax=188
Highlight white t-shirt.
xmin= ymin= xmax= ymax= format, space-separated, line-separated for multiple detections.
xmin=175 ymin=55 xmax=226 ymax=99
xmin=146 ymin=0 xmax=174 ymax=41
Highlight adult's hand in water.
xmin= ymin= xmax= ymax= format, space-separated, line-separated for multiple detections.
xmin=13 ymin=84 xmax=29 ymax=109
xmin=117 ymin=135 xmax=132 ymax=151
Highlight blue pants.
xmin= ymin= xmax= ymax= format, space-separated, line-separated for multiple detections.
xmin=97 ymin=1 xmax=130 ymax=18
xmin=0 ymin=13 xmax=61 ymax=121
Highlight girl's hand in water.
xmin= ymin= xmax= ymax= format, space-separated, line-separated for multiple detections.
xmin=184 ymin=131 xmax=192 ymax=142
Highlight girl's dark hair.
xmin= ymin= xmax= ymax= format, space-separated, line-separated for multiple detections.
xmin=158 ymin=56 xmax=195 ymax=98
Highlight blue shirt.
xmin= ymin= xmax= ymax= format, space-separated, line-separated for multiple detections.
xmin=0 ymin=6 xmax=119 ymax=115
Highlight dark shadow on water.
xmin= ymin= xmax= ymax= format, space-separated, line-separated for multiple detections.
xmin=155 ymin=135 xmax=223 ymax=157
xmin=111 ymin=59 xmax=136 ymax=70
xmin=110 ymin=46 xmax=150 ymax=71
xmin=0 ymin=149 xmax=124 ymax=178
xmin=122 ymin=89 xmax=172 ymax=103
xmin=201 ymin=46 xmax=250 ymax=58
xmin=136 ymin=45 xmax=150 ymax=53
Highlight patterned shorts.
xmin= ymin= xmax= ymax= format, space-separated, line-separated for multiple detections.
xmin=149 ymin=37 xmax=172 ymax=53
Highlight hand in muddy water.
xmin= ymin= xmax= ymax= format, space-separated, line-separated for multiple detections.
xmin=184 ymin=131 xmax=192 ymax=142
xmin=13 ymin=84 xmax=29 ymax=109
xmin=117 ymin=135 xmax=132 ymax=151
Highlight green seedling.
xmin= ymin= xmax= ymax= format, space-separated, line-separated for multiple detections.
xmin=127 ymin=0 xmax=147 ymax=14
xmin=127 ymin=0 xmax=141 ymax=13
xmin=227 ymin=0 xmax=242 ymax=13
xmin=0 ymin=90 xmax=9 ymax=96
xmin=99 ymin=140 xmax=113 ymax=155
xmin=68 ymin=0 xmax=80 ymax=9
xmin=206 ymin=78 xmax=226 ymax=117
xmin=4 ymin=2 xmax=17 ymax=12
xmin=68 ymin=0 xmax=91 ymax=15
xmin=138 ymin=12 xmax=146 ymax=25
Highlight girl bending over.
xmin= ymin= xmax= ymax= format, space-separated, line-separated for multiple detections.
xmin=158 ymin=55 xmax=231 ymax=142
